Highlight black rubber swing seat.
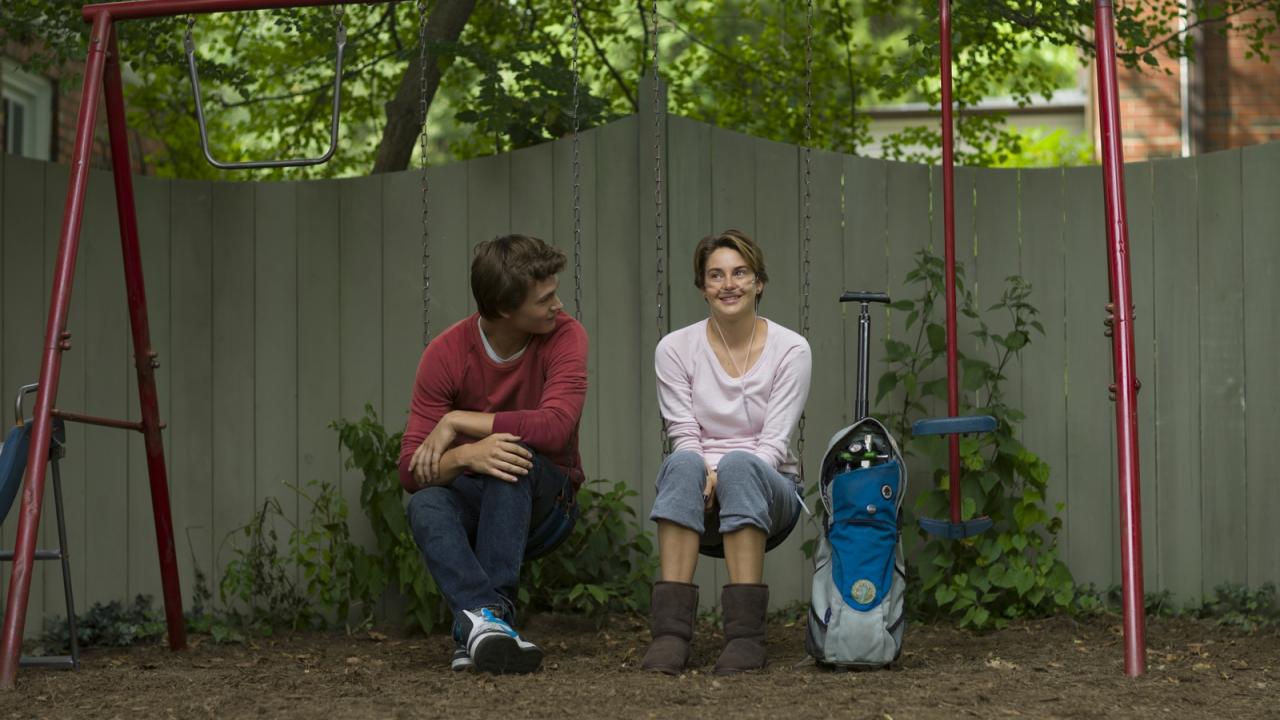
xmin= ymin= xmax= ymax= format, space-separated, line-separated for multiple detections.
xmin=912 ymin=414 xmax=998 ymax=540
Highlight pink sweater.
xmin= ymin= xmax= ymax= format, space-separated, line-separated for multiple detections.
xmin=655 ymin=319 xmax=812 ymax=475
xmin=398 ymin=311 xmax=588 ymax=492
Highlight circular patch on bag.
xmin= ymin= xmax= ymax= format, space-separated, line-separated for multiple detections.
xmin=851 ymin=579 xmax=876 ymax=605
xmin=881 ymin=484 xmax=893 ymax=500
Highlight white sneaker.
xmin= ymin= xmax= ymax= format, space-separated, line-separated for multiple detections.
xmin=461 ymin=607 xmax=544 ymax=674
xmin=450 ymin=642 xmax=475 ymax=672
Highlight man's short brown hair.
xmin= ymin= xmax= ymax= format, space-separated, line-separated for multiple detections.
xmin=471 ymin=234 xmax=566 ymax=319
xmin=693 ymin=229 xmax=769 ymax=302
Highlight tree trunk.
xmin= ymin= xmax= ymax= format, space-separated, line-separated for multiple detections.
xmin=372 ymin=0 xmax=477 ymax=173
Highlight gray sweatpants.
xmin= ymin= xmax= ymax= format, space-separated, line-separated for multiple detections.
xmin=649 ymin=450 xmax=800 ymax=546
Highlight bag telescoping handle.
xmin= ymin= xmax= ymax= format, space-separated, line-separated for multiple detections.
xmin=839 ymin=291 xmax=891 ymax=422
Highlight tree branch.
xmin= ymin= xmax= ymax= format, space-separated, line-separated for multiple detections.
xmin=577 ymin=5 xmax=638 ymax=112
xmin=372 ymin=0 xmax=478 ymax=173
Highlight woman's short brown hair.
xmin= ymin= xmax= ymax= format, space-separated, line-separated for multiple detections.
xmin=471 ymin=234 xmax=566 ymax=319
xmin=693 ymin=229 xmax=769 ymax=301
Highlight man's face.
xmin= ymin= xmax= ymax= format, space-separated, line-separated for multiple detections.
xmin=504 ymin=276 xmax=563 ymax=335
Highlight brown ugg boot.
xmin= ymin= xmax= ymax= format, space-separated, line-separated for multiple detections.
xmin=640 ymin=581 xmax=699 ymax=674
xmin=714 ymin=583 xmax=769 ymax=675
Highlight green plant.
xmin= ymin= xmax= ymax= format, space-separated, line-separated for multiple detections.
xmin=520 ymin=479 xmax=657 ymax=616
xmin=39 ymin=595 xmax=166 ymax=653
xmin=217 ymin=497 xmax=314 ymax=634
xmin=878 ymin=248 xmax=1074 ymax=629
xmin=333 ymin=407 xmax=449 ymax=633
xmin=1200 ymin=583 xmax=1279 ymax=630
xmin=288 ymin=479 xmax=387 ymax=631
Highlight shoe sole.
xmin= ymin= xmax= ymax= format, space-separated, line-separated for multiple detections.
xmin=470 ymin=634 xmax=543 ymax=674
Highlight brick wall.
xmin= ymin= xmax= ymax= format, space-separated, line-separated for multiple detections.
xmin=4 ymin=42 xmax=153 ymax=173
xmin=1109 ymin=8 xmax=1280 ymax=161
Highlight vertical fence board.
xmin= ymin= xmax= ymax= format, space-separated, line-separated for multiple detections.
xmin=1062 ymin=167 xmax=1116 ymax=588
xmin=884 ymin=162 xmax=931 ymax=508
xmin=1123 ymin=161 xmax=1159 ymax=587
xmin=1242 ymin=142 xmax=1280 ymax=587
xmin=425 ymin=163 xmax=471 ymax=344
xmin=950 ymin=166 xmax=979 ymax=412
xmin=253 ymin=182 xmax=299 ymax=563
xmin=381 ymin=172 xmax=423 ymax=438
xmin=210 ymin=182 xmax=256 ymax=580
xmin=799 ymin=147 xmax=847 ymax=601
xmin=2 ymin=157 xmax=47 ymax=616
xmin=1151 ymin=157 xmax=1203 ymax=601
xmin=510 ymin=143 xmax=555 ymax=241
xmin=41 ymin=163 xmax=87 ymax=615
xmin=339 ymin=176 xmax=383 ymax=552
xmin=755 ymin=137 xmax=803 ymax=605
xmin=168 ymin=179 xmax=214 ymax=602
xmin=1018 ymin=168 xmax=1069 ymax=568
xmin=81 ymin=169 xmax=129 ymax=605
xmin=552 ymin=133 xmax=599 ymax=481
xmin=595 ymin=118 xmax=642 ymax=516
xmin=1197 ymin=150 xmax=1247 ymax=594
xmin=635 ymin=102 xmax=668 ymax=560
xmin=296 ymin=180 xmax=341 ymax=560
xmin=466 ymin=155 xmax=511 ymax=315
xmin=973 ymin=168 xmax=1022 ymax=412
xmin=666 ymin=118 xmax=718 ymax=601
xmin=126 ymin=174 xmax=171 ymax=602
xmin=843 ymin=156 xmax=889 ymax=424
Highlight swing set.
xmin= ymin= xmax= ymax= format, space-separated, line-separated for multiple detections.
xmin=0 ymin=0 xmax=1147 ymax=688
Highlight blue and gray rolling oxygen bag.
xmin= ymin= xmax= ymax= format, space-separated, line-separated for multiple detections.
xmin=806 ymin=290 xmax=907 ymax=668
xmin=805 ymin=416 xmax=907 ymax=668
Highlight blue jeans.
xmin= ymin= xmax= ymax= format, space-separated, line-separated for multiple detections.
xmin=407 ymin=449 xmax=571 ymax=622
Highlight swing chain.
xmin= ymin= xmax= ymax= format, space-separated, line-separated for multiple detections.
xmin=651 ymin=0 xmax=665 ymax=343
xmin=650 ymin=0 xmax=671 ymax=455
xmin=797 ymin=0 xmax=815 ymax=470
xmin=418 ymin=0 xmax=432 ymax=347
xmin=569 ymin=0 xmax=584 ymax=322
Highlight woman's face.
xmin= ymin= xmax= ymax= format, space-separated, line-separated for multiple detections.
xmin=702 ymin=247 xmax=762 ymax=320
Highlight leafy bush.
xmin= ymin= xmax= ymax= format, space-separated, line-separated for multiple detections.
xmin=39 ymin=595 xmax=166 ymax=652
xmin=521 ymin=479 xmax=656 ymax=616
xmin=878 ymin=249 xmax=1075 ymax=629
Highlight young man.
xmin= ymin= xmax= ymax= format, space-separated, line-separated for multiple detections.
xmin=400 ymin=234 xmax=588 ymax=675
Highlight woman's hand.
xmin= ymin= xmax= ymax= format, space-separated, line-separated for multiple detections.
xmin=703 ymin=467 xmax=718 ymax=511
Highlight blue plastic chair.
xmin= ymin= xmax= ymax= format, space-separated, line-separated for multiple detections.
xmin=0 ymin=384 xmax=80 ymax=669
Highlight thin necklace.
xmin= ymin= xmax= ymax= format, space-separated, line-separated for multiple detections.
xmin=712 ymin=316 xmax=757 ymax=380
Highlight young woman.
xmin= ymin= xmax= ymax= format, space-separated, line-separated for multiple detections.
xmin=641 ymin=229 xmax=812 ymax=676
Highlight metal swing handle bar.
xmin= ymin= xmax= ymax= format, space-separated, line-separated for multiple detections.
xmin=184 ymin=17 xmax=345 ymax=170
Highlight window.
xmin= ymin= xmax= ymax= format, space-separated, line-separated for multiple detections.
xmin=2 ymin=59 xmax=53 ymax=161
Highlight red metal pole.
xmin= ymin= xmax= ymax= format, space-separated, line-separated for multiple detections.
xmin=0 ymin=10 xmax=113 ymax=691
xmin=939 ymin=0 xmax=962 ymax=523
xmin=82 ymin=0 xmax=381 ymax=22
xmin=103 ymin=27 xmax=187 ymax=652
xmin=1093 ymin=0 xmax=1146 ymax=677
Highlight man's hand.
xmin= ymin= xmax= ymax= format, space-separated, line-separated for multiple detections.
xmin=460 ymin=433 xmax=533 ymax=483
xmin=410 ymin=418 xmax=458 ymax=487
xmin=703 ymin=467 xmax=718 ymax=512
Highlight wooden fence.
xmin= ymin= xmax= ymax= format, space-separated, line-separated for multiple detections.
xmin=2 ymin=111 xmax=1278 ymax=627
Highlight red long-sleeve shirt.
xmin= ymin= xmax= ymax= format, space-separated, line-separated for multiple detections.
xmin=398 ymin=311 xmax=588 ymax=492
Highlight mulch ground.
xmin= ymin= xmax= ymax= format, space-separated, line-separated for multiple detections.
xmin=1 ymin=612 xmax=1276 ymax=719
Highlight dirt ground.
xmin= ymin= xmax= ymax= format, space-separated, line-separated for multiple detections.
xmin=1 ymin=612 xmax=1276 ymax=719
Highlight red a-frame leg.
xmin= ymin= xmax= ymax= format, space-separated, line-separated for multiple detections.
xmin=0 ymin=13 xmax=185 ymax=690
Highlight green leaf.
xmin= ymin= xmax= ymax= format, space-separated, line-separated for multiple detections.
xmin=927 ymin=323 xmax=947 ymax=353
